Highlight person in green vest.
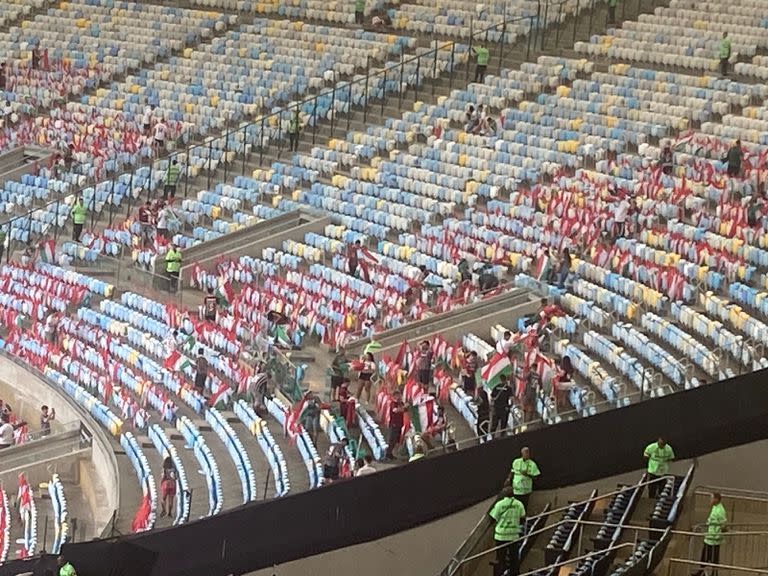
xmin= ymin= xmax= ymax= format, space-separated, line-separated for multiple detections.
xmin=165 ymin=243 xmax=182 ymax=293
xmin=644 ymin=436 xmax=675 ymax=498
xmin=719 ymin=32 xmax=731 ymax=77
xmin=163 ymin=158 xmax=181 ymax=200
xmin=70 ymin=196 xmax=87 ymax=242
xmin=57 ymin=555 xmax=78 ymax=576
xmin=508 ymin=446 xmax=540 ymax=510
xmin=694 ymin=492 xmax=727 ymax=576
xmin=473 ymin=45 xmax=490 ymax=83
xmin=288 ymin=108 xmax=301 ymax=152
xmin=489 ymin=486 xmax=526 ymax=576
xmin=607 ymin=0 xmax=618 ymax=25
xmin=354 ymin=0 xmax=365 ymax=25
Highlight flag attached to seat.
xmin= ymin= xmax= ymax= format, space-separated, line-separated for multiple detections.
xmin=481 ymin=352 xmax=512 ymax=388
xmin=164 ymin=349 xmax=191 ymax=372
xmin=407 ymin=395 xmax=435 ymax=434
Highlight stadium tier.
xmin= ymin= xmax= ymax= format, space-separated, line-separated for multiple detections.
xmin=0 ymin=0 xmax=765 ymax=571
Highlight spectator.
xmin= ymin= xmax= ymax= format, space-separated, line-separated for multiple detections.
xmin=354 ymin=0 xmax=365 ymax=25
xmin=159 ymin=455 xmax=177 ymax=518
xmin=496 ymin=330 xmax=513 ymax=356
xmin=490 ymin=375 xmax=512 ymax=437
xmin=552 ymin=355 xmax=576 ymax=410
xmin=347 ymin=240 xmax=360 ymax=276
xmin=473 ymin=45 xmax=490 ymax=83
xmin=423 ymin=404 xmax=449 ymax=450
xmin=719 ymin=32 xmax=731 ymax=77
xmin=475 ymin=386 xmax=491 ymax=438
xmin=458 ymin=256 xmax=473 ymax=282
xmin=301 ymin=392 xmax=322 ymax=445
xmin=337 ymin=379 xmax=355 ymax=429
xmin=695 ymin=493 xmax=727 ymax=576
xmin=356 ymin=351 xmax=376 ymax=404
xmin=40 ymin=405 xmax=55 ymax=437
xmin=287 ymin=109 xmax=301 ymax=152
xmin=163 ymin=159 xmax=181 ymax=200
xmin=156 ymin=201 xmax=170 ymax=241
xmin=416 ymin=340 xmax=434 ymax=391
xmin=330 ymin=348 xmax=348 ymax=401
xmin=323 ymin=438 xmax=349 ymax=483
xmin=644 ymin=436 xmax=675 ymax=498
xmin=489 ymin=486 xmax=526 ymax=576
xmin=163 ymin=330 xmax=178 ymax=357
xmin=203 ymin=287 xmax=217 ymax=322
xmin=509 ymin=446 xmax=541 ymax=509
xmin=31 ymin=47 xmax=40 ymax=70
xmin=165 ymin=243 xmax=182 ymax=293
xmin=660 ymin=143 xmax=673 ymax=175
xmin=153 ymin=118 xmax=168 ymax=156
xmin=57 ymin=556 xmax=77 ymax=576
xmin=409 ymin=444 xmax=426 ymax=462
xmin=194 ymin=348 xmax=209 ymax=397
xmin=138 ymin=200 xmax=154 ymax=248
xmin=556 ymin=247 xmax=572 ymax=288
xmin=142 ymin=103 xmax=155 ymax=134
xmin=385 ymin=389 xmax=405 ymax=460
xmin=461 ymin=350 xmax=479 ymax=394
xmin=726 ymin=140 xmax=742 ymax=177
xmin=614 ymin=193 xmax=630 ymax=237
xmin=70 ymin=196 xmax=87 ymax=242
xmin=355 ymin=454 xmax=377 ymax=476
xmin=0 ymin=413 xmax=16 ymax=449
xmin=607 ymin=0 xmax=618 ymax=25
xmin=0 ymin=63 xmax=5 ymax=91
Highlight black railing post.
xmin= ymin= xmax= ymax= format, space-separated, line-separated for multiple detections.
xmin=398 ymin=52 xmax=404 ymax=110
xmin=499 ymin=22 xmax=506 ymax=75
xmin=54 ymin=201 xmax=61 ymax=244
xmin=622 ymin=0 xmax=627 ymax=21
xmin=312 ymin=97 xmax=318 ymax=146
xmin=259 ymin=116 xmax=265 ymax=166
xmin=414 ymin=55 xmax=420 ymax=103
xmin=432 ymin=46 xmax=438 ymax=98
xmin=555 ymin=2 xmax=563 ymax=48
xmin=126 ymin=171 xmax=134 ymax=218
xmin=363 ymin=58 xmax=370 ymax=124
xmin=330 ymin=84 xmax=336 ymax=138
xmin=466 ymin=18 xmax=474 ymax=83
xmin=346 ymin=81 xmax=352 ymax=133
xmin=541 ymin=0 xmax=550 ymax=49
xmin=572 ymin=0 xmax=580 ymax=45
xmin=223 ymin=131 xmax=230 ymax=183
xmin=241 ymin=125 xmax=247 ymax=176
xmin=108 ymin=177 xmax=116 ymax=227
xmin=277 ymin=112 xmax=284 ymax=160
xmin=588 ymin=0 xmax=595 ymax=38
xmin=381 ymin=68 xmax=387 ymax=119
xmin=206 ymin=139 xmax=213 ymax=190
xmin=449 ymin=42 xmax=455 ymax=92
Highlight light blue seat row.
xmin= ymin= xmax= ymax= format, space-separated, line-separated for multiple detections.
xmin=206 ymin=407 xmax=257 ymax=504
xmin=266 ymin=397 xmax=323 ymax=489
xmin=176 ymin=415 xmax=223 ymax=517
xmin=233 ymin=400 xmax=289 ymax=497
xmin=120 ymin=431 xmax=158 ymax=532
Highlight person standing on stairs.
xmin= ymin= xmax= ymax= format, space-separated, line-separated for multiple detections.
xmin=355 ymin=0 xmax=365 ymax=25
xmin=719 ymin=32 xmax=732 ymax=77
xmin=159 ymin=455 xmax=177 ymax=518
xmin=288 ymin=109 xmax=301 ymax=152
xmin=194 ymin=348 xmax=210 ymax=398
xmin=489 ymin=486 xmax=526 ymax=576
xmin=163 ymin=159 xmax=181 ymax=200
xmin=644 ymin=436 xmax=675 ymax=498
xmin=473 ymin=45 xmax=490 ymax=83
xmin=70 ymin=195 xmax=87 ymax=242
xmin=607 ymin=0 xmax=618 ymax=25
xmin=165 ymin=243 xmax=182 ymax=293
xmin=694 ymin=493 xmax=727 ymax=576
xmin=509 ymin=446 xmax=540 ymax=510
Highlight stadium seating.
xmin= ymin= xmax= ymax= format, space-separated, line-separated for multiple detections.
xmin=46 ymin=474 xmax=70 ymax=555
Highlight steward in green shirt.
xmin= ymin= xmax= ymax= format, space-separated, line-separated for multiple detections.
xmin=704 ymin=493 xmax=727 ymax=547
xmin=510 ymin=447 xmax=540 ymax=508
xmin=71 ymin=196 xmax=87 ymax=242
xmin=489 ymin=487 xmax=526 ymax=575
xmin=473 ymin=46 xmax=490 ymax=83
xmin=644 ymin=437 xmax=675 ymax=498
xmin=719 ymin=32 xmax=731 ymax=76
xmin=165 ymin=244 xmax=182 ymax=293
xmin=58 ymin=556 xmax=77 ymax=576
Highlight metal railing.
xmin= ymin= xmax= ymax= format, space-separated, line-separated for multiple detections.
xmin=666 ymin=558 xmax=768 ymax=576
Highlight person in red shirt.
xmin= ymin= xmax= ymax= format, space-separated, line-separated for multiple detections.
xmin=203 ymin=287 xmax=217 ymax=322
xmin=337 ymin=379 xmax=355 ymax=429
xmin=347 ymin=240 xmax=360 ymax=276
xmin=137 ymin=200 xmax=154 ymax=248
xmin=385 ymin=389 xmax=405 ymax=460
xmin=416 ymin=340 xmax=433 ymax=391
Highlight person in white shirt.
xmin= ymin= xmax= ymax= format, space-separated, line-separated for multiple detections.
xmin=614 ymin=194 xmax=631 ymax=237
xmin=0 ymin=413 xmax=16 ymax=449
xmin=142 ymin=103 xmax=155 ymax=134
xmin=153 ymin=119 xmax=168 ymax=156
xmin=355 ymin=455 xmax=377 ymax=477
xmin=496 ymin=330 xmax=513 ymax=355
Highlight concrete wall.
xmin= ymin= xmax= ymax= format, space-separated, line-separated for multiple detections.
xmin=179 ymin=209 xmax=331 ymax=284
xmin=0 ymin=146 xmax=55 ymax=188
xmin=346 ymin=288 xmax=539 ymax=358
xmin=0 ymin=353 xmax=119 ymax=536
